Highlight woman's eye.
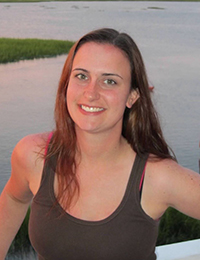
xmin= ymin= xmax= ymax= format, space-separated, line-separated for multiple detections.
xmin=104 ymin=79 xmax=116 ymax=85
xmin=76 ymin=74 xmax=88 ymax=80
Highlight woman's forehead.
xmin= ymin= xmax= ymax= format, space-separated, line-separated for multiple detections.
xmin=72 ymin=42 xmax=131 ymax=71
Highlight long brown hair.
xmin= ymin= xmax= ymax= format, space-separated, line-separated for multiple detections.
xmin=47 ymin=28 xmax=175 ymax=209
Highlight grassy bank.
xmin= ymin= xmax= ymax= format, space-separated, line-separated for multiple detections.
xmin=0 ymin=38 xmax=74 ymax=64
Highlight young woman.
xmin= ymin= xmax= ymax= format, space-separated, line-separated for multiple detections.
xmin=0 ymin=28 xmax=200 ymax=260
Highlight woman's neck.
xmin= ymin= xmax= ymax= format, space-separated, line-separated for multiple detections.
xmin=75 ymin=128 xmax=129 ymax=164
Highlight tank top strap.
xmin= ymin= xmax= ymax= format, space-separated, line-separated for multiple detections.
xmin=33 ymin=134 xmax=56 ymax=206
xmin=127 ymin=153 xmax=149 ymax=196
xmin=41 ymin=132 xmax=56 ymax=183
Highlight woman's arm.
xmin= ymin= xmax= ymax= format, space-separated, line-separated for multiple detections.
xmin=0 ymin=134 xmax=45 ymax=259
xmin=161 ymin=160 xmax=200 ymax=220
xmin=0 ymin=184 xmax=32 ymax=259
xmin=143 ymin=158 xmax=200 ymax=221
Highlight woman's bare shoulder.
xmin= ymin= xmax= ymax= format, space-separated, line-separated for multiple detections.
xmin=12 ymin=132 xmax=50 ymax=167
xmin=146 ymin=157 xmax=200 ymax=219
xmin=3 ymin=133 xmax=51 ymax=203
xmin=8 ymin=132 xmax=52 ymax=199
xmin=147 ymin=157 xmax=198 ymax=187
xmin=15 ymin=132 xmax=51 ymax=152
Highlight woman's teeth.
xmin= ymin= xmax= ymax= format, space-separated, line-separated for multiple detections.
xmin=81 ymin=105 xmax=104 ymax=112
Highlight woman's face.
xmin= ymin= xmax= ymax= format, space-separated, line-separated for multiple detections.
xmin=67 ymin=42 xmax=139 ymax=135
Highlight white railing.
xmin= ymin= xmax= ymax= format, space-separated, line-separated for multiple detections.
xmin=156 ymin=239 xmax=200 ymax=260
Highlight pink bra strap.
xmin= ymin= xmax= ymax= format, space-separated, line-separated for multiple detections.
xmin=139 ymin=162 xmax=147 ymax=191
xmin=44 ymin=132 xmax=53 ymax=156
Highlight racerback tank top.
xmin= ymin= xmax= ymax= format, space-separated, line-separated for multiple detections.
xmin=29 ymin=153 xmax=159 ymax=260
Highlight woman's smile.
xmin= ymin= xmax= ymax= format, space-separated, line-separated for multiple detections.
xmin=80 ymin=104 xmax=105 ymax=113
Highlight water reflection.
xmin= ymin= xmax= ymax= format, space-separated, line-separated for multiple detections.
xmin=0 ymin=56 xmax=66 ymax=191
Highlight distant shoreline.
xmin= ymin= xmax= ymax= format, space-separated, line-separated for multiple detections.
xmin=1 ymin=0 xmax=200 ymax=3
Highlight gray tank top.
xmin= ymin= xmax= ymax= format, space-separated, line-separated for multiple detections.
xmin=29 ymin=153 xmax=159 ymax=260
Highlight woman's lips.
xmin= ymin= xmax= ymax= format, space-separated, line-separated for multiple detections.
xmin=80 ymin=104 xmax=105 ymax=113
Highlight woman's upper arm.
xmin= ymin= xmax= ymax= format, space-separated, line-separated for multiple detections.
xmin=5 ymin=133 xmax=46 ymax=204
xmin=157 ymin=159 xmax=200 ymax=220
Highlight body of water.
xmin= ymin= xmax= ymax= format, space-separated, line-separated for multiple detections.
xmin=0 ymin=1 xmax=200 ymax=258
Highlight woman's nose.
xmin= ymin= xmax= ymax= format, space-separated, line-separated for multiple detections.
xmin=83 ymin=81 xmax=100 ymax=101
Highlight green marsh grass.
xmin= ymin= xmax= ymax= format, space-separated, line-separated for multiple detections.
xmin=0 ymin=38 xmax=74 ymax=64
xmin=157 ymin=207 xmax=200 ymax=245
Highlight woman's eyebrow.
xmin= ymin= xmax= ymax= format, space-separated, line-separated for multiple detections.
xmin=72 ymin=69 xmax=123 ymax=80
xmin=102 ymin=73 xmax=123 ymax=80
xmin=72 ymin=68 xmax=89 ymax=73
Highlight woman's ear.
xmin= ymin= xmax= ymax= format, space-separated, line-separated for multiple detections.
xmin=126 ymin=89 xmax=140 ymax=108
